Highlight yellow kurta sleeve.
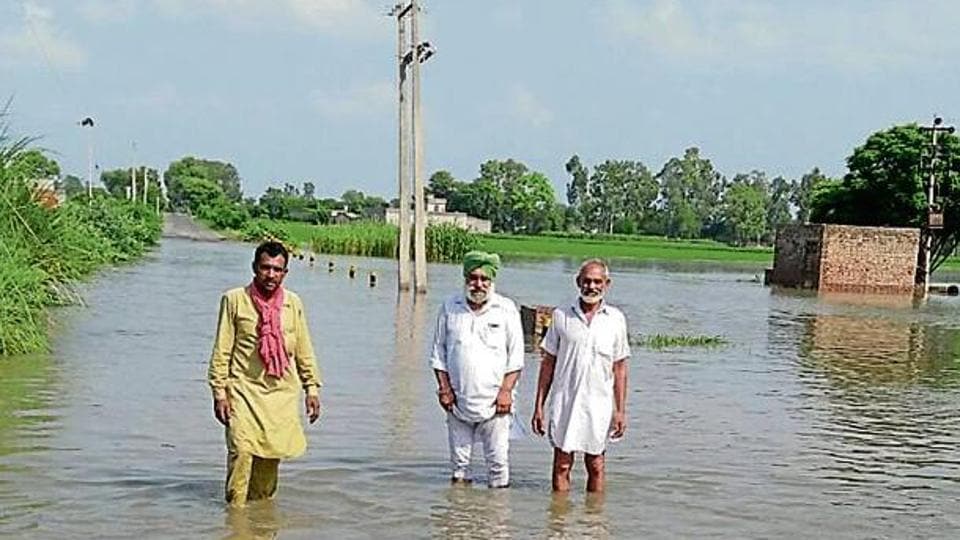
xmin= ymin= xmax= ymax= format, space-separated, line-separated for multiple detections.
xmin=293 ymin=297 xmax=322 ymax=397
xmin=208 ymin=293 xmax=235 ymax=400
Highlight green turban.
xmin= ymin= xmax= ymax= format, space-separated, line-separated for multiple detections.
xmin=462 ymin=251 xmax=501 ymax=280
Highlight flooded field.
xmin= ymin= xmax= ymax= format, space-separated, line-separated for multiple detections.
xmin=2 ymin=238 xmax=959 ymax=538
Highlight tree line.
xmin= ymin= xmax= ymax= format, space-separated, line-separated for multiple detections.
xmin=69 ymin=122 xmax=960 ymax=263
xmin=429 ymin=149 xmax=831 ymax=245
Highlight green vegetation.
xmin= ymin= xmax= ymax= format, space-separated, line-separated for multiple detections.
xmin=0 ymin=118 xmax=161 ymax=357
xmin=479 ymin=233 xmax=773 ymax=263
xmin=633 ymin=334 xmax=728 ymax=349
xmin=233 ymin=219 xmax=479 ymax=263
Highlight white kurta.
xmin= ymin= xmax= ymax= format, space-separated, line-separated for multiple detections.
xmin=429 ymin=292 xmax=525 ymax=423
xmin=540 ymin=300 xmax=630 ymax=455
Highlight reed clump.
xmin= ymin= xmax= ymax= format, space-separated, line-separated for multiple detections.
xmin=633 ymin=334 xmax=728 ymax=350
xmin=304 ymin=222 xmax=479 ymax=263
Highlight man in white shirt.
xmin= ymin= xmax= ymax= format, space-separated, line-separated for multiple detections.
xmin=531 ymin=259 xmax=630 ymax=493
xmin=429 ymin=251 xmax=525 ymax=488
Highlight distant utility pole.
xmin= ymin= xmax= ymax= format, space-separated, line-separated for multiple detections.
xmin=392 ymin=1 xmax=435 ymax=294
xmin=131 ymin=141 xmax=138 ymax=202
xmin=79 ymin=117 xmax=95 ymax=203
xmin=919 ymin=115 xmax=955 ymax=295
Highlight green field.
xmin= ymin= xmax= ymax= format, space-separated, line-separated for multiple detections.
xmin=478 ymin=233 xmax=774 ymax=264
xmin=236 ymin=220 xmax=960 ymax=270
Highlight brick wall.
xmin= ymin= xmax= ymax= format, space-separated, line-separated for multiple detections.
xmin=819 ymin=225 xmax=919 ymax=294
xmin=768 ymin=224 xmax=824 ymax=287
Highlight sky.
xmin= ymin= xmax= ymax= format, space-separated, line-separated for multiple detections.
xmin=3 ymin=0 xmax=960 ymax=200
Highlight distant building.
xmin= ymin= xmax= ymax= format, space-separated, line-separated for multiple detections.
xmin=330 ymin=207 xmax=361 ymax=224
xmin=766 ymin=224 xmax=920 ymax=294
xmin=385 ymin=196 xmax=492 ymax=234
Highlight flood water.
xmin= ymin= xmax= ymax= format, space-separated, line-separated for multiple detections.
xmin=2 ymin=238 xmax=960 ymax=539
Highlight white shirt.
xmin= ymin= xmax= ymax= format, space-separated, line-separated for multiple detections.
xmin=540 ymin=299 xmax=630 ymax=455
xmin=429 ymin=292 xmax=525 ymax=423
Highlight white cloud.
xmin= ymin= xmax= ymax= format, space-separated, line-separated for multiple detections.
xmin=510 ymin=85 xmax=553 ymax=128
xmin=150 ymin=0 xmax=380 ymax=36
xmin=76 ymin=0 xmax=138 ymax=23
xmin=0 ymin=1 xmax=87 ymax=70
xmin=597 ymin=0 xmax=960 ymax=71
xmin=311 ymin=80 xmax=394 ymax=118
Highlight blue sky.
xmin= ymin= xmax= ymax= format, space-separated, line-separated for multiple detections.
xmin=3 ymin=0 xmax=960 ymax=200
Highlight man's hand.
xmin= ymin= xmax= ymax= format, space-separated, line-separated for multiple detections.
xmin=494 ymin=388 xmax=513 ymax=415
xmin=531 ymin=408 xmax=545 ymax=436
xmin=306 ymin=395 xmax=322 ymax=424
xmin=214 ymin=397 xmax=231 ymax=426
xmin=437 ymin=388 xmax=456 ymax=411
xmin=610 ymin=411 xmax=626 ymax=439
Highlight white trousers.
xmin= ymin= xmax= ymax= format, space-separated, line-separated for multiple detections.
xmin=447 ymin=412 xmax=511 ymax=487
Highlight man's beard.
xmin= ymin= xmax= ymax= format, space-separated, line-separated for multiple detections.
xmin=466 ymin=283 xmax=494 ymax=304
xmin=579 ymin=289 xmax=604 ymax=305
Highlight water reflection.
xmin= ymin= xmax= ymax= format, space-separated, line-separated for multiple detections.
xmin=546 ymin=493 xmax=610 ymax=539
xmin=385 ymin=294 xmax=430 ymax=454
xmin=224 ymin=501 xmax=281 ymax=540
xmin=785 ymin=293 xmax=960 ymax=516
xmin=430 ymin=486 xmax=512 ymax=539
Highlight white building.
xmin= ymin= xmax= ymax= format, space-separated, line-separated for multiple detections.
xmin=385 ymin=197 xmax=492 ymax=234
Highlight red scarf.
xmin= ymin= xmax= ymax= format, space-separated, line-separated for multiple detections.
xmin=247 ymin=282 xmax=290 ymax=378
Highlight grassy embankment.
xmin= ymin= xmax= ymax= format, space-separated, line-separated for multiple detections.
xmin=0 ymin=177 xmax=162 ymax=356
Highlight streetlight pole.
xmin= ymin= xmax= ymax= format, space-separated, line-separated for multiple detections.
xmin=79 ymin=117 xmax=95 ymax=203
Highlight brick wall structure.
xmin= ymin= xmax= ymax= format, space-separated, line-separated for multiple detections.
xmin=768 ymin=224 xmax=920 ymax=294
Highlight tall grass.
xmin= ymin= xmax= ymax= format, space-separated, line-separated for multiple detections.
xmin=0 ymin=115 xmax=161 ymax=356
xmin=238 ymin=220 xmax=480 ymax=263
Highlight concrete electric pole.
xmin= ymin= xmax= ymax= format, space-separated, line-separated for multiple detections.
xmin=392 ymin=2 xmax=413 ymax=291
xmin=393 ymin=1 xmax=435 ymax=294
xmin=919 ymin=115 xmax=955 ymax=295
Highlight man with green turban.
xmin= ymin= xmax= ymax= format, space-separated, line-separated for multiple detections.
xmin=429 ymin=251 xmax=524 ymax=487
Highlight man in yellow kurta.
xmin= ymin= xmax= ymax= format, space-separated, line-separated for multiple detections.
xmin=208 ymin=241 xmax=322 ymax=506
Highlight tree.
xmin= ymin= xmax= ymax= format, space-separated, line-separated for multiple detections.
xmin=302 ymin=181 xmax=315 ymax=200
xmin=179 ymin=177 xmax=225 ymax=213
xmin=7 ymin=149 xmax=59 ymax=181
xmin=792 ymin=167 xmax=829 ymax=224
xmin=722 ymin=181 xmax=767 ymax=245
xmin=58 ymin=174 xmax=84 ymax=199
xmin=100 ymin=168 xmax=133 ymax=199
xmin=589 ymin=160 xmax=657 ymax=233
xmin=766 ymin=175 xmax=794 ymax=240
xmin=506 ymin=171 xmax=558 ymax=233
xmin=427 ymin=170 xmax=460 ymax=200
xmin=165 ymin=156 xmax=242 ymax=210
xmin=564 ymin=155 xmax=589 ymax=230
xmin=656 ymin=147 xmax=724 ymax=239
xmin=809 ymin=123 xmax=960 ymax=273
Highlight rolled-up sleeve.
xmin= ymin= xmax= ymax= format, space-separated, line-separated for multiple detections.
xmin=294 ymin=298 xmax=322 ymax=397
xmin=208 ymin=294 xmax=235 ymax=400
xmin=429 ymin=305 xmax=448 ymax=371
